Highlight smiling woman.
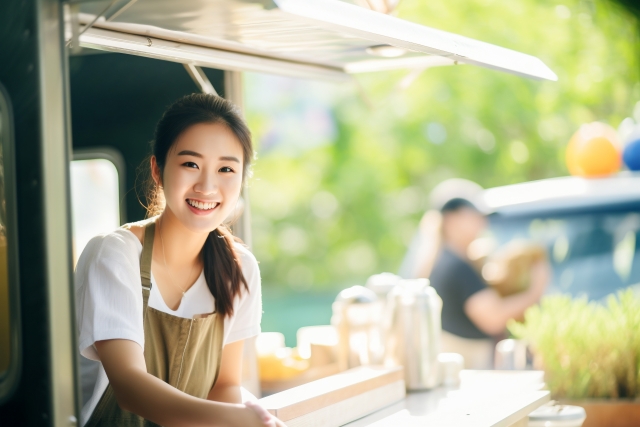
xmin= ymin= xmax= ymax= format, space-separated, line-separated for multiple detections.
xmin=74 ymin=94 xmax=284 ymax=427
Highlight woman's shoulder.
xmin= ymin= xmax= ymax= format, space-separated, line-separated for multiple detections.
xmin=233 ymin=242 xmax=258 ymax=267
xmin=121 ymin=217 xmax=158 ymax=245
xmin=233 ymin=242 xmax=260 ymax=281
xmin=77 ymin=227 xmax=142 ymax=271
xmin=98 ymin=227 xmax=142 ymax=250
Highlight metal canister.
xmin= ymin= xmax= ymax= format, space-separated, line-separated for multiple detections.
xmin=384 ymin=278 xmax=442 ymax=390
xmin=331 ymin=285 xmax=384 ymax=371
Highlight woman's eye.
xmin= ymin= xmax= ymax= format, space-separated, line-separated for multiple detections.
xmin=182 ymin=162 xmax=199 ymax=169
xmin=219 ymin=166 xmax=235 ymax=173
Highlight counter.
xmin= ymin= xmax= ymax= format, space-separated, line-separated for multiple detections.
xmin=345 ymin=387 xmax=549 ymax=426
xmin=260 ymin=369 xmax=550 ymax=427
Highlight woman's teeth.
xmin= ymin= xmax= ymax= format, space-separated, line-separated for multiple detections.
xmin=187 ymin=199 xmax=219 ymax=210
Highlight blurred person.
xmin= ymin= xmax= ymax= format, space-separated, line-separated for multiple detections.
xmin=399 ymin=178 xmax=484 ymax=280
xmin=415 ymin=198 xmax=549 ymax=369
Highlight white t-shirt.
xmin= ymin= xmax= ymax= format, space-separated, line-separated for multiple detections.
xmin=75 ymin=228 xmax=262 ymax=426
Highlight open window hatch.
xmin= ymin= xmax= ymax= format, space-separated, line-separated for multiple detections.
xmin=69 ymin=0 xmax=557 ymax=82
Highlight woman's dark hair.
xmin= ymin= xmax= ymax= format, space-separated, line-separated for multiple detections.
xmin=144 ymin=93 xmax=252 ymax=317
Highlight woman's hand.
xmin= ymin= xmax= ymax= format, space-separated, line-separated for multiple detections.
xmin=95 ymin=339 xmax=283 ymax=427
xmin=244 ymin=401 xmax=287 ymax=427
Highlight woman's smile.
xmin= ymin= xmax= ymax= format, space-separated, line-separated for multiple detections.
xmin=186 ymin=198 xmax=221 ymax=215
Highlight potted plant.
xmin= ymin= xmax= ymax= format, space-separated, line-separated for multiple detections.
xmin=509 ymin=289 xmax=640 ymax=427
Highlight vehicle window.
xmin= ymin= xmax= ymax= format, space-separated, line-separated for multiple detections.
xmin=0 ymin=85 xmax=17 ymax=391
xmin=489 ymin=211 xmax=640 ymax=301
xmin=70 ymin=157 xmax=122 ymax=265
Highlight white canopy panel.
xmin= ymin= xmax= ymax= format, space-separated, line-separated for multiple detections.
xmin=75 ymin=0 xmax=557 ymax=81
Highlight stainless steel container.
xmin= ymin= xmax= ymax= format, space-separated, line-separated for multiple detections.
xmin=494 ymin=338 xmax=528 ymax=370
xmin=384 ymin=279 xmax=442 ymax=390
xmin=437 ymin=352 xmax=464 ymax=386
xmin=331 ymin=285 xmax=384 ymax=371
xmin=365 ymin=272 xmax=402 ymax=299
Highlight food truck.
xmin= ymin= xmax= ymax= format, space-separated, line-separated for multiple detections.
xmin=0 ymin=0 xmax=558 ymax=425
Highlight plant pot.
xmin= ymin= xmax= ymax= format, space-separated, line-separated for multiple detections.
xmin=560 ymin=399 xmax=640 ymax=427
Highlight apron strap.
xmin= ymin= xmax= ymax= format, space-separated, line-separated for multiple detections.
xmin=140 ymin=221 xmax=156 ymax=316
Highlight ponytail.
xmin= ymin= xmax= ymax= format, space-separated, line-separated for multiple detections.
xmin=204 ymin=226 xmax=248 ymax=316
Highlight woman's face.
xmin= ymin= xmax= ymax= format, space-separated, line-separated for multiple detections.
xmin=155 ymin=122 xmax=244 ymax=234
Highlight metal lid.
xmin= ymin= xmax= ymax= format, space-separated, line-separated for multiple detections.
xmin=366 ymin=272 xmax=402 ymax=295
xmin=389 ymin=279 xmax=441 ymax=301
xmin=335 ymin=285 xmax=377 ymax=304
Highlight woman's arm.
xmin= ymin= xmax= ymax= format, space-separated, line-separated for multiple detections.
xmin=207 ymin=340 xmax=245 ymax=403
xmin=95 ymin=339 xmax=279 ymax=427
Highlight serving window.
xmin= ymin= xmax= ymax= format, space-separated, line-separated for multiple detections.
xmin=71 ymin=149 xmax=125 ymax=265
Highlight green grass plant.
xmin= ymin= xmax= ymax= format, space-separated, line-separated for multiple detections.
xmin=509 ymin=289 xmax=640 ymax=399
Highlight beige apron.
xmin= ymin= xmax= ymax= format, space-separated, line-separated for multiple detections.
xmin=86 ymin=221 xmax=224 ymax=427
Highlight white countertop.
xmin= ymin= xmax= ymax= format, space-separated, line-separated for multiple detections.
xmin=345 ymin=371 xmax=550 ymax=427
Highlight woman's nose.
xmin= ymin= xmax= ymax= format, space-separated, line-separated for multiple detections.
xmin=194 ymin=171 xmax=219 ymax=195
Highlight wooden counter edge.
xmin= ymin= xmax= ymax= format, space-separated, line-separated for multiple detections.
xmin=259 ymin=366 xmax=404 ymax=422
xmin=491 ymin=390 xmax=550 ymax=427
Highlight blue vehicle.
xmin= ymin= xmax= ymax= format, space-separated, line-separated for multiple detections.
xmin=484 ymin=173 xmax=640 ymax=301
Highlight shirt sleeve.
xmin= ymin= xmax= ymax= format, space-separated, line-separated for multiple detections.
xmin=75 ymin=231 xmax=145 ymax=361
xmin=224 ymin=245 xmax=262 ymax=345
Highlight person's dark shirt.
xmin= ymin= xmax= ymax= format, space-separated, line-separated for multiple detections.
xmin=429 ymin=247 xmax=490 ymax=339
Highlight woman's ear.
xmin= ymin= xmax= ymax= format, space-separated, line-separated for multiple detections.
xmin=150 ymin=155 xmax=162 ymax=188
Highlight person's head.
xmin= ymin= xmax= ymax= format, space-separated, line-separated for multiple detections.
xmin=149 ymin=94 xmax=252 ymax=232
xmin=440 ymin=198 xmax=487 ymax=250
xmin=145 ymin=93 xmax=253 ymax=316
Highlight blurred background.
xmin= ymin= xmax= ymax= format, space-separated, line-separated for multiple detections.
xmin=245 ymin=0 xmax=640 ymax=345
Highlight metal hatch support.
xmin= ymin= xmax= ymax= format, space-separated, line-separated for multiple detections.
xmin=222 ymin=70 xmax=260 ymax=398
xmin=223 ymin=70 xmax=253 ymax=250
xmin=183 ymin=64 xmax=219 ymax=96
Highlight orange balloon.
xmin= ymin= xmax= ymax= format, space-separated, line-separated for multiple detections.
xmin=566 ymin=135 xmax=580 ymax=175
xmin=566 ymin=122 xmax=621 ymax=177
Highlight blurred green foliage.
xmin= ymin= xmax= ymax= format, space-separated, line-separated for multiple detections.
xmin=509 ymin=290 xmax=640 ymax=398
xmin=246 ymin=0 xmax=640 ymax=292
